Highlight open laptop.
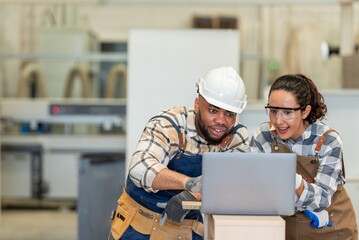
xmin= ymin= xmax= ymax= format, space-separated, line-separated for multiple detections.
xmin=201 ymin=152 xmax=296 ymax=216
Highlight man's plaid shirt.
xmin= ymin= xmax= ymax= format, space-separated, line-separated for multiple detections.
xmin=128 ymin=106 xmax=249 ymax=192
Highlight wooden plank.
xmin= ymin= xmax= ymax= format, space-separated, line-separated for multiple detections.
xmin=182 ymin=201 xmax=202 ymax=210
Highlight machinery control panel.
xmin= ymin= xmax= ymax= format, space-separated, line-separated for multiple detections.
xmin=49 ymin=104 xmax=126 ymax=116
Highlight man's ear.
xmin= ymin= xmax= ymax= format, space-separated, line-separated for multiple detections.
xmin=194 ymin=97 xmax=199 ymax=113
xmin=302 ymin=105 xmax=312 ymax=119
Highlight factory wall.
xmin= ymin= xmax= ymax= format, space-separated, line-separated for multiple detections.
xmin=1 ymin=3 xmax=358 ymax=100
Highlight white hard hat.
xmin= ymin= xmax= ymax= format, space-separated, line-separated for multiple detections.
xmin=196 ymin=66 xmax=247 ymax=114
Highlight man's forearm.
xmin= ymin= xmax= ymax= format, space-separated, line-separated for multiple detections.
xmin=152 ymin=169 xmax=202 ymax=200
xmin=152 ymin=168 xmax=189 ymax=191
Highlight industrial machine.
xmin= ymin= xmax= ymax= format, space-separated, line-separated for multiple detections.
xmin=0 ymin=98 xmax=126 ymax=205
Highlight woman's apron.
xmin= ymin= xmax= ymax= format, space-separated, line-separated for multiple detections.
xmin=271 ymin=130 xmax=358 ymax=240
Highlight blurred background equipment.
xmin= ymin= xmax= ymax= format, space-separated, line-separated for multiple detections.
xmin=0 ymin=98 xmax=126 ymax=204
xmin=37 ymin=27 xmax=98 ymax=98
xmin=17 ymin=62 xmax=47 ymax=98
xmin=105 ymin=63 xmax=127 ymax=98
xmin=342 ymin=54 xmax=359 ymax=88
xmin=78 ymin=152 xmax=125 ymax=240
xmin=63 ymin=64 xmax=91 ymax=98
xmin=192 ymin=15 xmax=238 ymax=29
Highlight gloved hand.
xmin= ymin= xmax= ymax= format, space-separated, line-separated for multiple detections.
xmin=303 ymin=210 xmax=333 ymax=229
xmin=157 ymin=190 xmax=197 ymax=226
xmin=185 ymin=175 xmax=202 ymax=192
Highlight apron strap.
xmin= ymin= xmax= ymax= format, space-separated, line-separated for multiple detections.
xmin=219 ymin=123 xmax=246 ymax=148
xmin=314 ymin=129 xmax=346 ymax=178
xmin=315 ymin=129 xmax=337 ymax=152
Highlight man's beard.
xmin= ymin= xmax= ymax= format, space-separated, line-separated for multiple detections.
xmin=195 ymin=110 xmax=230 ymax=145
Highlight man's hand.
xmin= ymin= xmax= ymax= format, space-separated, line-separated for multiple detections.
xmin=303 ymin=210 xmax=332 ymax=228
xmin=185 ymin=175 xmax=202 ymax=192
xmin=157 ymin=191 xmax=197 ymax=226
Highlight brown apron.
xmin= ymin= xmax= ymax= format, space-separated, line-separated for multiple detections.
xmin=271 ymin=130 xmax=358 ymax=240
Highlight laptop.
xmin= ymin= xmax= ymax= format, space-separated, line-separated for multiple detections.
xmin=201 ymin=152 xmax=296 ymax=216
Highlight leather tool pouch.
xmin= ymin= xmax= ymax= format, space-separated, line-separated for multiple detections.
xmin=149 ymin=217 xmax=192 ymax=240
xmin=110 ymin=189 xmax=201 ymax=240
xmin=130 ymin=208 xmax=155 ymax=234
xmin=110 ymin=200 xmax=138 ymax=239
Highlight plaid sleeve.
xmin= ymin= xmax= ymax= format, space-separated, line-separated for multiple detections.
xmin=128 ymin=117 xmax=179 ymax=193
xmin=249 ymin=122 xmax=273 ymax=153
xmin=297 ymin=131 xmax=344 ymax=211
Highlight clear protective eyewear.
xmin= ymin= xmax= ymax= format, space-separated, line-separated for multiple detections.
xmin=264 ymin=104 xmax=304 ymax=120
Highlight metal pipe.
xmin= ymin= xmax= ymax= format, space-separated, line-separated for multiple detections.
xmin=105 ymin=63 xmax=127 ymax=98
xmin=63 ymin=64 xmax=91 ymax=98
xmin=17 ymin=62 xmax=47 ymax=98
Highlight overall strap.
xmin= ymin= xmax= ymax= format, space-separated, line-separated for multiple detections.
xmin=314 ymin=129 xmax=346 ymax=178
xmin=220 ymin=123 xmax=246 ymax=148
xmin=232 ymin=123 xmax=246 ymax=133
xmin=150 ymin=115 xmax=185 ymax=149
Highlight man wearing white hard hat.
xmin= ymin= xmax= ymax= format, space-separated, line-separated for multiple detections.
xmin=110 ymin=66 xmax=249 ymax=240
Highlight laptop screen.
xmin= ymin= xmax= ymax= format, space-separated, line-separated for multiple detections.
xmin=201 ymin=152 xmax=296 ymax=216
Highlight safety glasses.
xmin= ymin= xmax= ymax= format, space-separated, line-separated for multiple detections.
xmin=264 ymin=104 xmax=304 ymax=120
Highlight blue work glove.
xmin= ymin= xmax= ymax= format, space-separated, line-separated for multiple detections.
xmin=185 ymin=175 xmax=202 ymax=192
xmin=157 ymin=190 xmax=197 ymax=226
xmin=303 ymin=210 xmax=332 ymax=228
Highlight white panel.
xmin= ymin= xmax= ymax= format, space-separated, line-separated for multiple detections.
xmin=238 ymin=102 xmax=267 ymax=138
xmin=1 ymin=152 xmax=32 ymax=198
xmin=43 ymin=152 xmax=79 ymax=198
xmin=322 ymin=90 xmax=359 ymax=179
xmin=127 ymin=29 xmax=239 ymax=173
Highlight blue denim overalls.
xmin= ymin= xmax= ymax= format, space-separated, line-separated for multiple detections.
xmin=121 ymin=115 xmax=243 ymax=239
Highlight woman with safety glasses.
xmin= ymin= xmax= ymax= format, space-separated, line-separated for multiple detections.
xmin=250 ymin=74 xmax=358 ymax=239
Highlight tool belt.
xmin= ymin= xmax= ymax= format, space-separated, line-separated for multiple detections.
xmin=110 ymin=188 xmax=204 ymax=240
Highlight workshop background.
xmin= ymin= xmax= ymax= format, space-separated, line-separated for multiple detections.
xmin=1 ymin=1 xmax=359 ymax=240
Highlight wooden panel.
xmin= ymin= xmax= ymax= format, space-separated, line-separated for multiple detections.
xmin=204 ymin=214 xmax=285 ymax=240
